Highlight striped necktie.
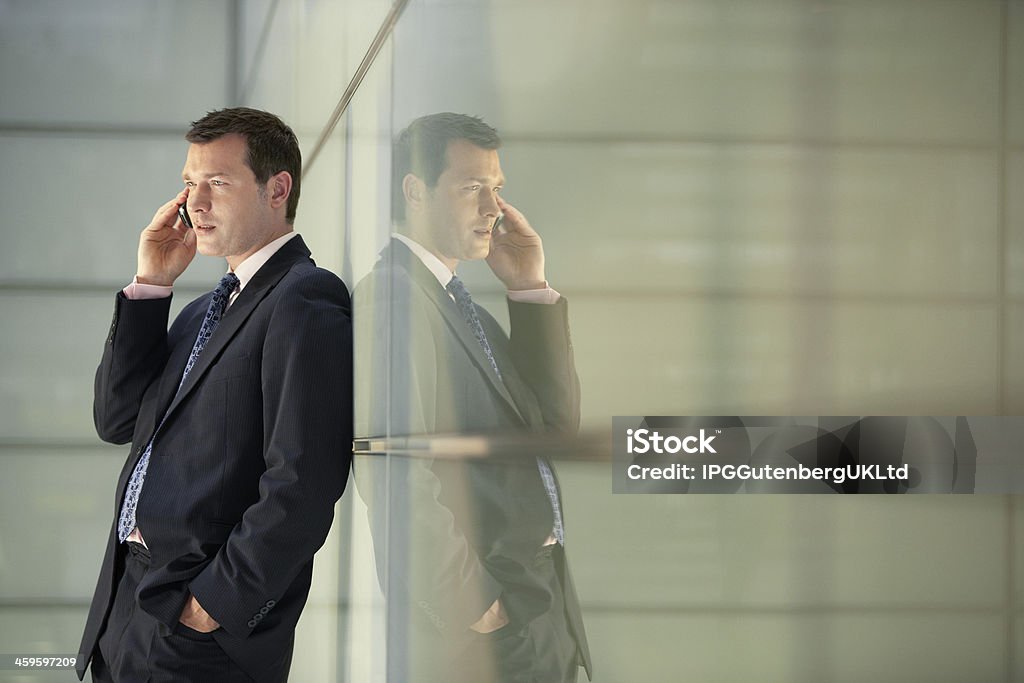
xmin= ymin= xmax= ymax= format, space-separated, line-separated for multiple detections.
xmin=446 ymin=275 xmax=501 ymax=380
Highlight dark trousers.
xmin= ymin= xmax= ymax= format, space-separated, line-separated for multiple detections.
xmin=91 ymin=542 xmax=253 ymax=683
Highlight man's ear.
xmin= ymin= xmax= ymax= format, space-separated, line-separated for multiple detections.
xmin=403 ymin=173 xmax=427 ymax=212
xmin=267 ymin=171 xmax=292 ymax=210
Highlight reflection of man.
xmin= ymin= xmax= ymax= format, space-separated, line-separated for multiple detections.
xmin=77 ymin=108 xmax=352 ymax=683
xmin=355 ymin=113 xmax=591 ymax=682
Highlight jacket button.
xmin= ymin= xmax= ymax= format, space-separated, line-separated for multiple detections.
xmin=248 ymin=619 xmax=257 ymax=628
xmin=266 ymin=600 xmax=276 ymax=607
xmin=260 ymin=606 xmax=270 ymax=615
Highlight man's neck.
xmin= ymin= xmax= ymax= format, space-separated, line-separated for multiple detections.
xmin=392 ymin=233 xmax=459 ymax=290
xmin=395 ymin=230 xmax=457 ymax=273
xmin=226 ymin=226 xmax=293 ymax=271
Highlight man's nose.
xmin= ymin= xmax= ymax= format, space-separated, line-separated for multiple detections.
xmin=480 ymin=192 xmax=499 ymax=217
xmin=189 ymin=185 xmax=211 ymax=212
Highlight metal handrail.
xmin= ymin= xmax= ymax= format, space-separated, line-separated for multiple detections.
xmin=353 ymin=430 xmax=612 ymax=462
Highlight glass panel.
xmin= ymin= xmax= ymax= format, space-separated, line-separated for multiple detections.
xmin=583 ymin=612 xmax=1004 ymax=682
xmin=1009 ymin=1 xmax=1024 ymax=145
xmin=1006 ymin=305 xmax=1024 ymax=413
xmin=1008 ymin=152 xmax=1024 ymax=298
xmin=394 ymin=0 xmax=1000 ymax=144
xmin=372 ymin=0 xmax=1017 ymax=680
xmin=492 ymin=142 xmax=998 ymax=298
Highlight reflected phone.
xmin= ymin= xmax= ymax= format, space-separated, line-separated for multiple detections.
xmin=177 ymin=203 xmax=193 ymax=229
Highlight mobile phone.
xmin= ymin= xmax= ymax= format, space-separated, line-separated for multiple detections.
xmin=177 ymin=203 xmax=193 ymax=229
xmin=493 ymin=213 xmax=504 ymax=232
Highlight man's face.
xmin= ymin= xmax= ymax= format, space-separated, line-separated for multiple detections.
xmin=420 ymin=139 xmax=504 ymax=265
xmin=182 ymin=133 xmax=277 ymax=269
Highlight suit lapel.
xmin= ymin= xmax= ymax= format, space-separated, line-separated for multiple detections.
xmin=151 ymin=302 xmax=206 ymax=424
xmin=483 ymin=340 xmax=540 ymax=428
xmin=163 ymin=236 xmax=312 ymax=421
xmin=384 ymin=240 xmax=524 ymax=422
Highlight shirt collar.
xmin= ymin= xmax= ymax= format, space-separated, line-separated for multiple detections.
xmin=392 ymin=233 xmax=454 ymax=290
xmin=230 ymin=232 xmax=300 ymax=292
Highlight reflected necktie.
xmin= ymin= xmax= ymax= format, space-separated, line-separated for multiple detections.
xmin=446 ymin=275 xmax=501 ymax=380
xmin=117 ymin=272 xmax=240 ymax=543
xmin=445 ymin=274 xmax=565 ymax=544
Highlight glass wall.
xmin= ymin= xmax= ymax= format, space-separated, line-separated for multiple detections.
xmin=1 ymin=0 xmax=1023 ymax=681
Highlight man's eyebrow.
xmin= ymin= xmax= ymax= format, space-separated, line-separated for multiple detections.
xmin=182 ymin=171 xmax=232 ymax=180
xmin=464 ymin=175 xmax=505 ymax=185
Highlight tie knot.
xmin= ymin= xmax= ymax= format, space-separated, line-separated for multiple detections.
xmin=446 ymin=275 xmax=470 ymax=301
xmin=216 ymin=272 xmax=240 ymax=298
xmin=445 ymin=273 xmax=501 ymax=380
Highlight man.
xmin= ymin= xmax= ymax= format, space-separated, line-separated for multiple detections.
xmin=354 ymin=113 xmax=592 ymax=682
xmin=77 ymin=107 xmax=352 ymax=683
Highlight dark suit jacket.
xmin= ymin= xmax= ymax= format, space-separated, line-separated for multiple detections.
xmin=353 ymin=239 xmax=592 ymax=681
xmin=78 ymin=236 xmax=353 ymax=683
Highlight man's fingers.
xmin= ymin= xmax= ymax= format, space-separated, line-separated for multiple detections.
xmin=494 ymin=196 xmax=535 ymax=235
xmin=495 ymin=195 xmax=524 ymax=218
xmin=495 ymin=195 xmax=517 ymax=220
xmin=149 ymin=192 xmax=190 ymax=231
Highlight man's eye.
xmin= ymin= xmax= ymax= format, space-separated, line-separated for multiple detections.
xmin=184 ymin=181 xmax=196 ymax=188
xmin=211 ymin=180 xmax=225 ymax=186
xmin=467 ymin=184 xmax=481 ymax=191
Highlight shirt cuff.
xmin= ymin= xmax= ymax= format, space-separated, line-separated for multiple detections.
xmin=507 ymin=285 xmax=561 ymax=305
xmin=123 ymin=277 xmax=173 ymax=300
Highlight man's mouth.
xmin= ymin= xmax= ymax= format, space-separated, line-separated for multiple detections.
xmin=195 ymin=224 xmax=216 ymax=232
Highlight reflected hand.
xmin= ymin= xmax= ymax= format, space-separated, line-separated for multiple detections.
xmin=486 ymin=196 xmax=546 ymax=291
xmin=178 ymin=593 xmax=220 ymax=633
xmin=469 ymin=597 xmax=509 ymax=634
xmin=137 ymin=189 xmax=197 ymax=286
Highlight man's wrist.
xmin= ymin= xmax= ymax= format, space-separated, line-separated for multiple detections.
xmin=135 ymin=274 xmax=175 ymax=287
xmin=470 ymin=597 xmax=508 ymax=633
xmin=179 ymin=594 xmax=220 ymax=631
xmin=505 ymin=278 xmax=547 ymax=292
xmin=507 ymin=283 xmax=561 ymax=305
xmin=123 ymin=277 xmax=173 ymax=301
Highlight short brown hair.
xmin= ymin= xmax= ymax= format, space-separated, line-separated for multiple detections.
xmin=392 ymin=113 xmax=501 ymax=222
xmin=186 ymin=107 xmax=302 ymax=223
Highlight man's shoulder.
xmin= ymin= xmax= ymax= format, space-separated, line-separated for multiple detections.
xmin=257 ymin=264 xmax=351 ymax=348
xmin=277 ymin=261 xmax=351 ymax=303
xmin=353 ymin=256 xmax=423 ymax=305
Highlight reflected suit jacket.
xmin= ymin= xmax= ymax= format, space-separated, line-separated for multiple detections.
xmin=77 ymin=237 xmax=353 ymax=683
xmin=354 ymin=239 xmax=592 ymax=680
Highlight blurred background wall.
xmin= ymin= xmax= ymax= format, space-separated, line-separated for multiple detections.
xmin=1 ymin=0 xmax=1022 ymax=681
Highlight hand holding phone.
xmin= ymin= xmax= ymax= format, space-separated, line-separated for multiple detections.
xmin=135 ymin=190 xmax=197 ymax=286
xmin=486 ymin=196 xmax=546 ymax=290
